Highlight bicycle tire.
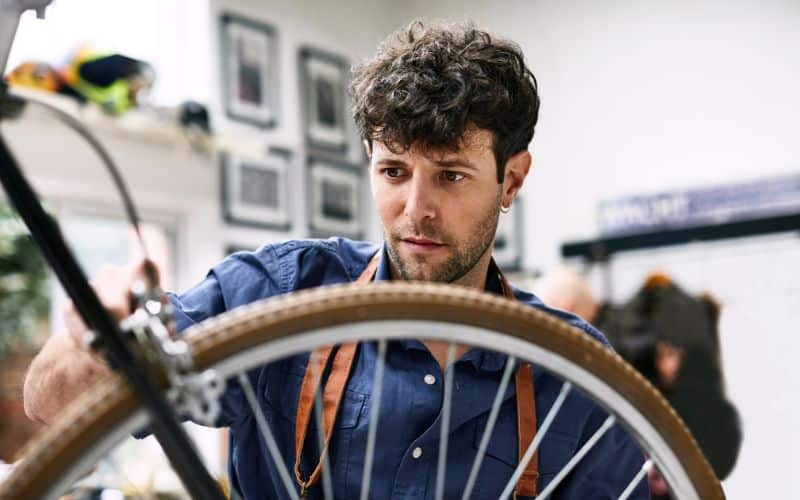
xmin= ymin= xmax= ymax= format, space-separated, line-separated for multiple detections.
xmin=0 ymin=282 xmax=724 ymax=500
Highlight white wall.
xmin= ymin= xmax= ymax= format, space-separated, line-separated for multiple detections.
xmin=386 ymin=1 xmax=800 ymax=497
xmin=393 ymin=0 xmax=800 ymax=270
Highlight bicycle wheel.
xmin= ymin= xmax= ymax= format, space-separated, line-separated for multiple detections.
xmin=0 ymin=282 xmax=723 ymax=499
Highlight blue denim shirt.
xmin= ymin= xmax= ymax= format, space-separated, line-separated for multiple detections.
xmin=168 ymin=238 xmax=648 ymax=499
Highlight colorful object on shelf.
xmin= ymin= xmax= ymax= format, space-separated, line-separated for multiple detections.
xmin=61 ymin=45 xmax=155 ymax=114
xmin=179 ymin=100 xmax=211 ymax=134
xmin=6 ymin=60 xmax=86 ymax=103
xmin=7 ymin=61 xmax=62 ymax=92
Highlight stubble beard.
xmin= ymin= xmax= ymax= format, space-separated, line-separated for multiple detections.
xmin=386 ymin=194 xmax=502 ymax=283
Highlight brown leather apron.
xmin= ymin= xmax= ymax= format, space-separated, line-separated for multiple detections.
xmin=294 ymin=254 xmax=539 ymax=498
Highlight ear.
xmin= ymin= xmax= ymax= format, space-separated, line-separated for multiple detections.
xmin=501 ymin=150 xmax=532 ymax=209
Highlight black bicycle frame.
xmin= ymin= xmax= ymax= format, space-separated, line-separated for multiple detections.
xmin=0 ymin=84 xmax=225 ymax=500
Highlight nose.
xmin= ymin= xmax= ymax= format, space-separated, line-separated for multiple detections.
xmin=404 ymin=176 xmax=437 ymax=222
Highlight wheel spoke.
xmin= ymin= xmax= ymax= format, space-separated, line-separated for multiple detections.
xmin=237 ymin=372 xmax=300 ymax=500
xmin=461 ymin=355 xmax=517 ymax=500
xmin=499 ymin=381 xmax=573 ymax=500
xmin=536 ymin=414 xmax=616 ymax=499
xmin=309 ymin=350 xmax=334 ymax=500
xmin=617 ymin=458 xmax=653 ymax=500
xmin=359 ymin=339 xmax=388 ymax=500
xmin=434 ymin=343 xmax=457 ymax=500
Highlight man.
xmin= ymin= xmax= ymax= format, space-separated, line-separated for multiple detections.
xmin=24 ymin=21 xmax=649 ymax=499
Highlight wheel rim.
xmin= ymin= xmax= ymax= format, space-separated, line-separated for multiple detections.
xmin=0 ymin=283 xmax=723 ymax=500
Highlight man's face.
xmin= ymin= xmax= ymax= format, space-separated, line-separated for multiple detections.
xmin=369 ymin=128 xmax=504 ymax=283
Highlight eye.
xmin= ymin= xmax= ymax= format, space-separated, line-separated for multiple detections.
xmin=381 ymin=167 xmax=406 ymax=179
xmin=441 ymin=171 xmax=466 ymax=183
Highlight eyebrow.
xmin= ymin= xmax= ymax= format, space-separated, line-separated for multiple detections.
xmin=375 ymin=158 xmax=408 ymax=167
xmin=434 ymin=158 xmax=479 ymax=171
xmin=375 ymin=158 xmax=479 ymax=171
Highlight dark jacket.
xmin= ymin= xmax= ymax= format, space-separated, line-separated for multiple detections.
xmin=597 ymin=276 xmax=742 ymax=479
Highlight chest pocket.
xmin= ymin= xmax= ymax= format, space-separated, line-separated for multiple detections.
xmin=263 ymin=363 xmax=367 ymax=429
xmin=263 ymin=361 xmax=367 ymax=498
xmin=470 ymin=400 xmax=578 ymax=497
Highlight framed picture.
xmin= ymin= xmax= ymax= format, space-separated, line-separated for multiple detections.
xmin=307 ymin=156 xmax=364 ymax=238
xmin=225 ymin=244 xmax=255 ymax=256
xmin=299 ymin=47 xmax=350 ymax=153
xmin=494 ymin=199 xmax=524 ymax=271
xmin=220 ymin=13 xmax=279 ymax=127
xmin=221 ymin=147 xmax=291 ymax=229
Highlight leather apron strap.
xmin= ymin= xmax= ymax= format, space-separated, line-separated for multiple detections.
xmin=496 ymin=263 xmax=540 ymax=498
xmin=293 ymin=254 xmax=379 ymax=495
xmin=294 ymin=254 xmax=539 ymax=497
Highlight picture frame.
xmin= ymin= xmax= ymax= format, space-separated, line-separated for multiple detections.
xmin=225 ymin=244 xmax=255 ymax=256
xmin=307 ymin=156 xmax=364 ymax=238
xmin=493 ymin=198 xmax=524 ymax=271
xmin=219 ymin=13 xmax=279 ymax=128
xmin=299 ymin=47 xmax=350 ymax=153
xmin=221 ymin=147 xmax=291 ymax=230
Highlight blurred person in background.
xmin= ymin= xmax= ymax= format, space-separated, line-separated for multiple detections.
xmin=536 ymin=267 xmax=742 ymax=499
xmin=534 ymin=266 xmax=599 ymax=324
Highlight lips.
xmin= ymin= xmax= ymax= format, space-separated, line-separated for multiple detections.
xmin=403 ymin=237 xmax=443 ymax=246
xmin=400 ymin=236 xmax=446 ymax=252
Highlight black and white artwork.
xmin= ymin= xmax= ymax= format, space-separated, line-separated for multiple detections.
xmin=300 ymin=47 xmax=349 ymax=152
xmin=222 ymin=148 xmax=291 ymax=229
xmin=308 ymin=157 xmax=363 ymax=238
xmin=494 ymin=200 xmax=523 ymax=271
xmin=220 ymin=13 xmax=278 ymax=127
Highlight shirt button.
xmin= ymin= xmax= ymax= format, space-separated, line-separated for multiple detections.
xmin=412 ymin=447 xmax=423 ymax=459
xmin=424 ymin=374 xmax=436 ymax=385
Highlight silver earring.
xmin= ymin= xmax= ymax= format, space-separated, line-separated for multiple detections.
xmin=500 ymin=204 xmax=510 ymax=214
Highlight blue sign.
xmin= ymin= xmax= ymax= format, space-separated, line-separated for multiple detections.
xmin=598 ymin=173 xmax=800 ymax=236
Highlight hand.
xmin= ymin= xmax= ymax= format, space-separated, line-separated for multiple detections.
xmin=63 ymin=259 xmax=161 ymax=351
xmin=647 ymin=462 xmax=670 ymax=499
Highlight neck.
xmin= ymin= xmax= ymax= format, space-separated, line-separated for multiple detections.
xmin=449 ymin=250 xmax=494 ymax=290
xmin=387 ymin=248 xmax=494 ymax=371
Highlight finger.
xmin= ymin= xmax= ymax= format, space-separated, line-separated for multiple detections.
xmin=139 ymin=258 xmax=161 ymax=287
xmin=129 ymin=258 xmax=161 ymax=288
xmin=89 ymin=265 xmax=136 ymax=320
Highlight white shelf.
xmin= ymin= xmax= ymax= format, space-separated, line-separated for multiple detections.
xmin=5 ymin=86 xmax=201 ymax=148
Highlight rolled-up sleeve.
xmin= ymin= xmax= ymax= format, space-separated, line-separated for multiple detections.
xmin=165 ymin=251 xmax=282 ymax=428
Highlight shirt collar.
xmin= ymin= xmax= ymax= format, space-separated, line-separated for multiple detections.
xmin=373 ymin=243 xmax=510 ymax=372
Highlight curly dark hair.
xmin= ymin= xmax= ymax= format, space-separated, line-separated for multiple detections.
xmin=350 ymin=20 xmax=540 ymax=183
